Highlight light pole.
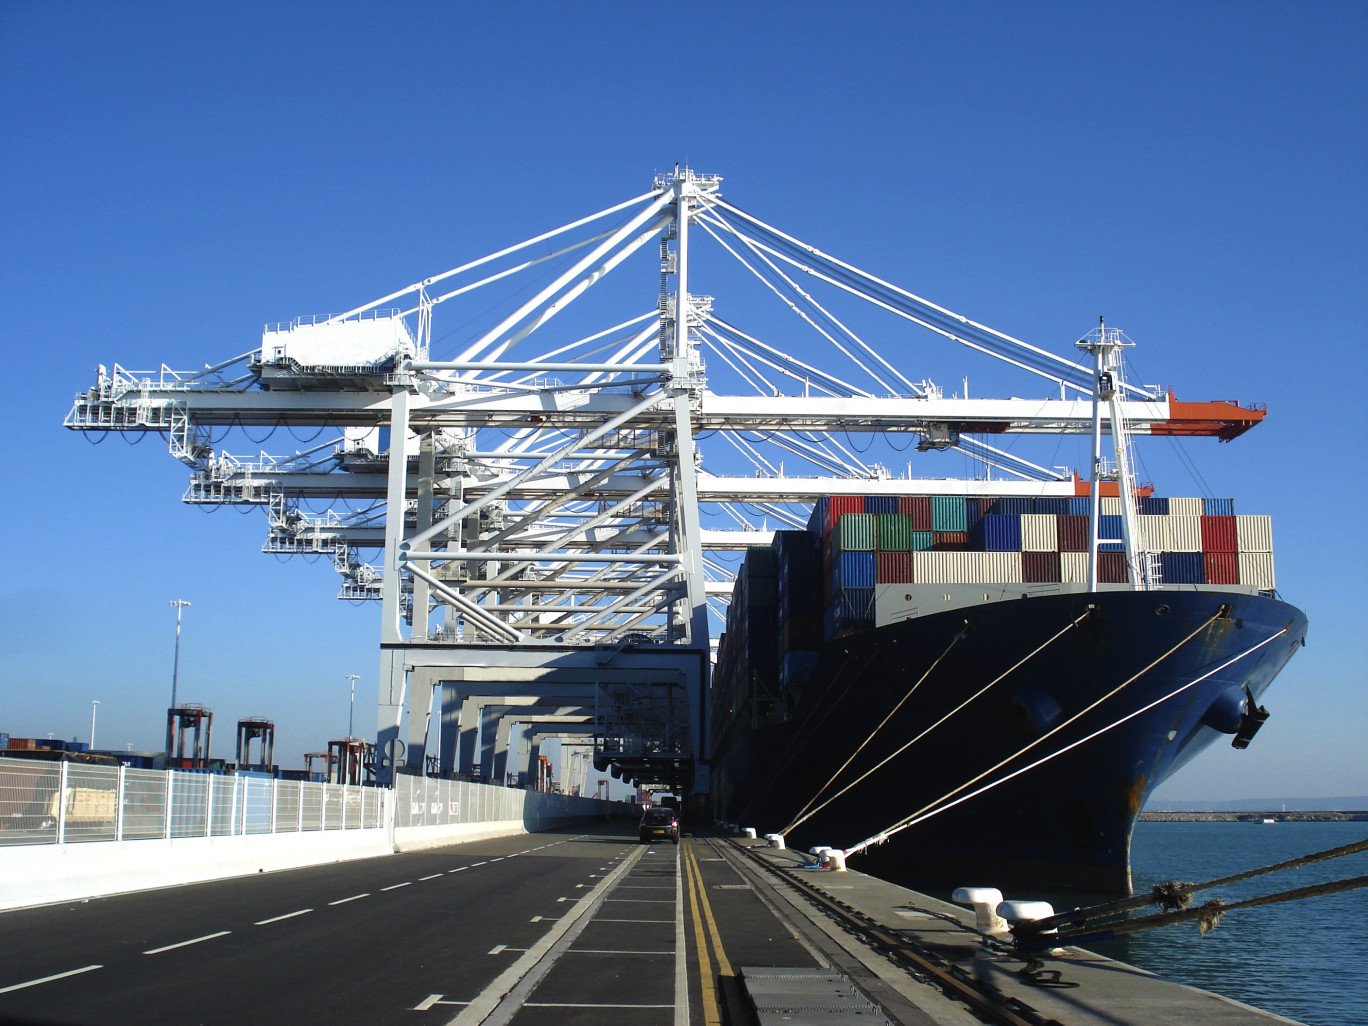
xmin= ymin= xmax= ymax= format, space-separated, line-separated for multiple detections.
xmin=168 ymin=599 xmax=191 ymax=710
xmin=89 ymin=700 xmax=100 ymax=750
xmin=346 ymin=675 xmax=360 ymax=738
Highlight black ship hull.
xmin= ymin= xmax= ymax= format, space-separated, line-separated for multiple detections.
xmin=711 ymin=588 xmax=1307 ymax=895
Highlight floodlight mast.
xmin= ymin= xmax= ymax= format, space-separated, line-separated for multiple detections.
xmin=168 ymin=599 xmax=191 ymax=710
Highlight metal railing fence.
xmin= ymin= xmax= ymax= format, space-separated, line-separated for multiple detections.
xmin=0 ymin=757 xmax=384 ymax=846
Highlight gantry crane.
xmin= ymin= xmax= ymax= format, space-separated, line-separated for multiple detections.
xmin=66 ymin=169 xmax=1265 ymax=789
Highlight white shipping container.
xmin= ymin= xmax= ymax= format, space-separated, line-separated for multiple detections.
xmin=1239 ymin=552 xmax=1276 ymax=590
xmin=1236 ymin=515 xmax=1273 ymax=552
xmin=1101 ymin=496 xmax=1122 ymax=515
xmin=1061 ymin=552 xmax=1089 ymax=583
xmin=1136 ymin=514 xmax=1170 ymax=552
xmin=1167 ymin=516 xmax=1203 ymax=552
xmin=912 ymin=551 xmax=1023 ymax=584
xmin=1169 ymin=497 xmax=1203 ymax=516
xmin=1020 ymin=514 xmax=1058 ymax=552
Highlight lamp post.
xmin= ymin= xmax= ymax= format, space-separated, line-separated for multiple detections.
xmin=89 ymin=700 xmax=100 ymax=750
xmin=168 ymin=599 xmax=191 ymax=710
xmin=346 ymin=675 xmax=360 ymax=738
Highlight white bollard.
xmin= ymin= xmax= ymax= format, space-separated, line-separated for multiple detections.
xmin=821 ymin=849 xmax=848 ymax=871
xmin=743 ymin=827 xmax=757 ymax=839
xmin=764 ymin=832 xmax=786 ymax=849
xmin=997 ymin=899 xmax=1056 ymax=926
xmin=952 ymin=886 xmax=1009 ymax=934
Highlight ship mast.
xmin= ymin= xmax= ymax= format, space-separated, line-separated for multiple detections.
xmin=1079 ymin=318 xmax=1150 ymax=591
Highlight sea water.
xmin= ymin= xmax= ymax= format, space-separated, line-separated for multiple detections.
xmin=1087 ymin=820 xmax=1368 ymax=1026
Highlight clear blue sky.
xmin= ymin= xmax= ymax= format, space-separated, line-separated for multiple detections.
xmin=2 ymin=1 xmax=1364 ymax=802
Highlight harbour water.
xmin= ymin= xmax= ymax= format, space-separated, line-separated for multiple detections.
xmin=1089 ymin=820 xmax=1368 ymax=1026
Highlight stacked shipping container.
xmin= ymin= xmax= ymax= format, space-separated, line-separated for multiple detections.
xmin=714 ymin=495 xmax=1278 ymax=725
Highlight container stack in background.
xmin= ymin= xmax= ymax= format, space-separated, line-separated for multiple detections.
xmin=711 ymin=493 xmax=1276 ymax=736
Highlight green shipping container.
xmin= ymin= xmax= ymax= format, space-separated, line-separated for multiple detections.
xmin=931 ymin=496 xmax=967 ymax=533
xmin=876 ymin=513 xmax=915 ymax=551
xmin=831 ymin=513 xmax=877 ymax=553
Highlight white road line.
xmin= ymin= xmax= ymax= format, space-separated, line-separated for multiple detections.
xmin=0 ymin=965 xmax=102 ymax=995
xmin=445 ymin=847 xmax=644 ymax=1026
xmin=413 ymin=995 xmax=471 ymax=1010
xmin=598 ymin=918 xmax=673 ymax=924
xmin=254 ymin=909 xmax=312 ymax=925
xmin=381 ymin=882 xmax=411 ymax=891
xmin=420 ymin=874 xmax=444 ymax=881
xmin=567 ymin=948 xmax=675 ymax=955
xmin=525 ymin=1003 xmax=674 ymax=1008
xmin=449 ymin=867 xmax=468 ymax=873
xmin=603 ymin=897 xmax=673 ymax=902
xmin=143 ymin=931 xmax=230 ymax=955
xmin=491 ymin=857 xmax=504 ymax=862
xmin=674 ymin=845 xmax=688 ymax=1026
xmin=471 ymin=861 xmax=487 ymax=867
xmin=488 ymin=945 xmax=507 ymax=955
xmin=329 ymin=893 xmax=369 ymax=905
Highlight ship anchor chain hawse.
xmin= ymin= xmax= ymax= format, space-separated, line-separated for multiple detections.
xmin=66 ymin=168 xmax=1306 ymax=895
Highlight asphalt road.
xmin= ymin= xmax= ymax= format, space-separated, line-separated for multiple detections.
xmin=0 ymin=823 xmax=935 ymax=1026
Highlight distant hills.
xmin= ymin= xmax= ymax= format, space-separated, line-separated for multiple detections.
xmin=1145 ymin=796 xmax=1368 ymax=812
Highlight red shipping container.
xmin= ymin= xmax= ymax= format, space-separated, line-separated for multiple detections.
xmin=1204 ymin=551 xmax=1239 ymax=585
xmin=876 ymin=551 xmax=914 ymax=583
xmin=898 ymin=495 xmax=933 ymax=531
xmin=819 ymin=495 xmax=863 ymax=533
xmin=1057 ymin=514 xmax=1089 ymax=551
xmin=1201 ymin=515 xmax=1237 ymax=553
xmin=1099 ymin=551 xmax=1128 ymax=583
xmin=1022 ymin=551 xmax=1062 ymax=583
xmin=933 ymin=531 xmax=969 ymax=551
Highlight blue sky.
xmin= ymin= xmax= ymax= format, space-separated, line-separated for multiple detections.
xmin=2 ymin=2 xmax=1364 ymax=802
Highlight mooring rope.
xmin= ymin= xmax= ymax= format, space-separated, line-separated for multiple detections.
xmin=782 ymin=607 xmax=1097 ymax=837
xmin=1056 ymin=875 xmax=1368 ymax=942
xmin=845 ymin=610 xmax=1248 ymax=857
xmin=1027 ymin=836 xmax=1368 ymax=934
xmin=780 ymin=624 xmax=968 ymax=835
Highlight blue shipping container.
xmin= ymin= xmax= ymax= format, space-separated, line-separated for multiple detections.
xmin=986 ymin=497 xmax=1032 ymax=517
xmin=1067 ymin=496 xmax=1091 ymax=516
xmin=910 ymin=530 xmax=934 ymax=551
xmin=863 ymin=496 xmax=897 ymax=514
xmin=806 ymin=497 xmax=828 ymax=534
xmin=1035 ymin=498 xmax=1070 ymax=515
xmin=1162 ymin=551 xmax=1205 ymax=584
xmin=931 ymin=496 xmax=967 ymax=532
xmin=1203 ymin=498 xmax=1235 ymax=516
xmin=1138 ymin=496 xmax=1171 ymax=515
xmin=830 ymin=550 xmax=877 ymax=591
xmin=825 ymin=588 xmax=875 ymax=639
xmin=973 ymin=514 xmax=1023 ymax=552
xmin=1099 ymin=514 xmax=1125 ymax=552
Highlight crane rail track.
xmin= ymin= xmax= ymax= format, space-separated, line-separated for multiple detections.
xmin=723 ymin=837 xmax=1063 ymax=1026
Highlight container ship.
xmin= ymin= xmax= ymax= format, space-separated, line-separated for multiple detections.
xmin=709 ymin=489 xmax=1307 ymax=895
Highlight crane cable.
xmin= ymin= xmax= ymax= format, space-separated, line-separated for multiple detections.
xmin=780 ymin=624 xmax=968 ymax=835
xmin=786 ymin=606 xmax=1096 ymax=835
xmin=846 ymin=610 xmax=1242 ymax=858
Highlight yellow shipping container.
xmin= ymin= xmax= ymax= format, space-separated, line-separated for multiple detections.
xmin=1239 ymin=552 xmax=1276 ymax=590
xmin=1060 ymin=552 xmax=1090 ymax=583
xmin=1167 ymin=515 xmax=1203 ymax=552
xmin=1235 ymin=514 xmax=1273 ymax=552
xmin=1020 ymin=514 xmax=1057 ymax=551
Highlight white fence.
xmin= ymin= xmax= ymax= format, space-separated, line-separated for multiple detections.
xmin=393 ymin=773 xmax=624 ymax=845
xmin=0 ymin=756 xmax=383 ymax=846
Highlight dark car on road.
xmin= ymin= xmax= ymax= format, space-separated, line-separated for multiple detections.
xmin=639 ymin=806 xmax=679 ymax=844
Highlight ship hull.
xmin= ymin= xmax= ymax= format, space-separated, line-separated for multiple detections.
xmin=711 ymin=588 xmax=1306 ymax=895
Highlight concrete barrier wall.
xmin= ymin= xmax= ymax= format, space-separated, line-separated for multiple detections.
xmin=0 ymin=825 xmax=395 ymax=911
xmin=0 ymin=768 xmax=628 ymax=911
xmin=391 ymin=775 xmax=628 ymax=851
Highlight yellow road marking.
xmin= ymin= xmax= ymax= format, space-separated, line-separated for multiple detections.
xmin=683 ymin=841 xmax=722 ymax=1025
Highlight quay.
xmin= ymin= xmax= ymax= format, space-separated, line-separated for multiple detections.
xmin=0 ymin=820 xmax=1301 ymax=1025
